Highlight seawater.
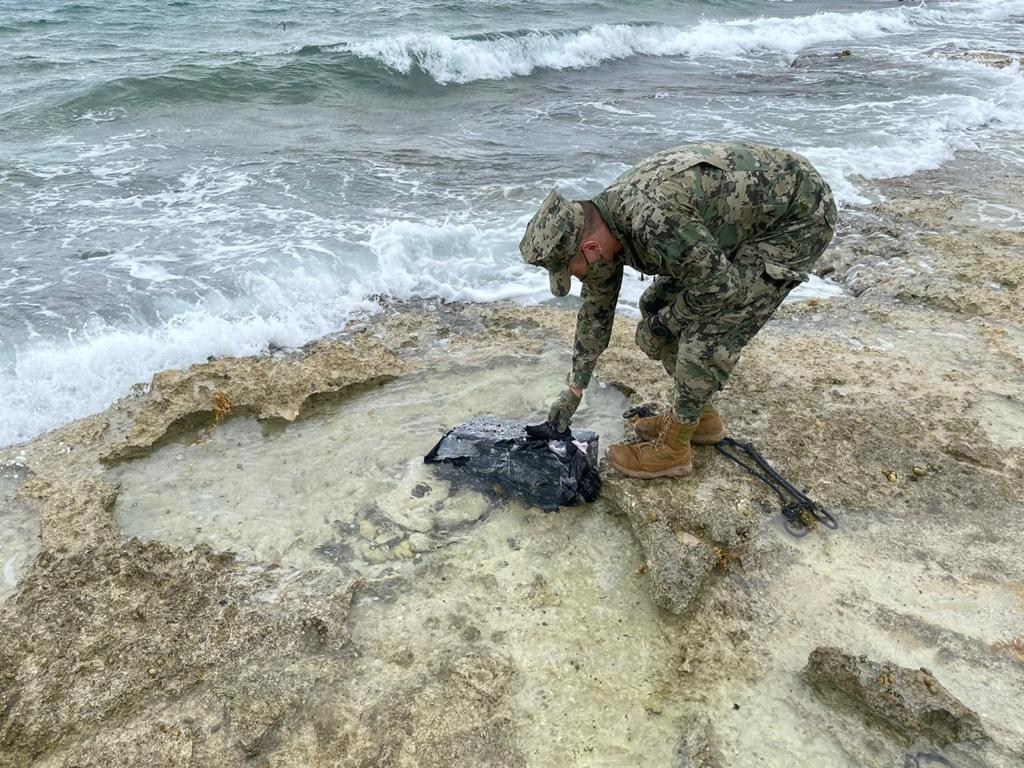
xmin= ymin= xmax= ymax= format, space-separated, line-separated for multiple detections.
xmin=0 ymin=467 xmax=39 ymax=602
xmin=111 ymin=346 xmax=629 ymax=571
xmin=106 ymin=346 xmax=698 ymax=764
xmin=2 ymin=0 xmax=1024 ymax=447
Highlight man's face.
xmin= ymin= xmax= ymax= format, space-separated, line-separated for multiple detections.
xmin=567 ymin=241 xmax=602 ymax=280
xmin=567 ymin=250 xmax=589 ymax=280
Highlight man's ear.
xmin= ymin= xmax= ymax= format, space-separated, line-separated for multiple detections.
xmin=580 ymin=239 xmax=602 ymax=259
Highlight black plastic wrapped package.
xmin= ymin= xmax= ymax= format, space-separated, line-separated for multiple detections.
xmin=424 ymin=416 xmax=601 ymax=510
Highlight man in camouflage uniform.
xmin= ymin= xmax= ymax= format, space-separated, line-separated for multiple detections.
xmin=520 ymin=143 xmax=837 ymax=479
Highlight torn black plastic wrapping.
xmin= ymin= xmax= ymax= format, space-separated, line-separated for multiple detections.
xmin=424 ymin=416 xmax=601 ymax=510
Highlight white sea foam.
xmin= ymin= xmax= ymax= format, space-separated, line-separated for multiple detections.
xmin=127 ymin=262 xmax=179 ymax=283
xmin=0 ymin=218 xmax=545 ymax=448
xmin=0 ymin=300 xmax=368 ymax=449
xmin=345 ymin=9 xmax=915 ymax=84
xmin=361 ymin=218 xmax=548 ymax=304
xmin=805 ymin=81 xmax=1024 ymax=204
xmin=341 ymin=0 xmax=1024 ymax=85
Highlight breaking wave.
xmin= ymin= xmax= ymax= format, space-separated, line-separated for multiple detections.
xmin=58 ymin=0 xmax=1024 ymax=112
xmin=0 ymin=216 xmax=546 ymax=448
xmin=337 ymin=0 xmax=1024 ymax=84
xmin=341 ymin=11 xmax=913 ymax=84
xmin=339 ymin=0 xmax=1020 ymax=86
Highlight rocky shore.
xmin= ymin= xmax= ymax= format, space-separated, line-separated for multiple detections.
xmin=1 ymin=151 xmax=1022 ymax=767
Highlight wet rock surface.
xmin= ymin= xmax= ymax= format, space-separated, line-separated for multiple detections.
xmin=672 ymin=717 xmax=726 ymax=768
xmin=937 ymin=47 xmax=1024 ymax=69
xmin=101 ymin=334 xmax=405 ymax=464
xmin=1 ymin=152 xmax=1023 ymax=766
xmin=0 ymin=538 xmax=358 ymax=766
xmin=602 ymin=473 xmax=755 ymax=614
xmin=341 ymin=651 xmax=524 ymax=768
xmin=803 ymin=647 xmax=986 ymax=747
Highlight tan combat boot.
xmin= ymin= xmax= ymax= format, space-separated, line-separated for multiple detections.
xmin=632 ymin=405 xmax=726 ymax=445
xmin=606 ymin=416 xmax=698 ymax=479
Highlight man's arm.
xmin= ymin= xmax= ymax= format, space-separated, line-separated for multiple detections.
xmin=570 ymin=262 xmax=624 ymax=389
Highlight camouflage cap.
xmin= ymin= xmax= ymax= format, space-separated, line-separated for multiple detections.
xmin=519 ymin=190 xmax=584 ymax=297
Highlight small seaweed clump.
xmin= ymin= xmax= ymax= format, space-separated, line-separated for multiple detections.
xmin=193 ymin=390 xmax=234 ymax=444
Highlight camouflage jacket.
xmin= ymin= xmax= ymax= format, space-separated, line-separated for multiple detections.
xmin=570 ymin=142 xmax=831 ymax=388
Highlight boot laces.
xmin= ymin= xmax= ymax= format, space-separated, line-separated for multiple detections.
xmin=644 ymin=418 xmax=672 ymax=452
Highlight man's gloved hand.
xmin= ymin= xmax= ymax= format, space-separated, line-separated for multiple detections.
xmin=547 ymin=387 xmax=582 ymax=433
xmin=635 ymin=315 xmax=673 ymax=360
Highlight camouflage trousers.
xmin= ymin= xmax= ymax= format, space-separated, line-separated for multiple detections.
xmin=639 ymin=197 xmax=837 ymax=422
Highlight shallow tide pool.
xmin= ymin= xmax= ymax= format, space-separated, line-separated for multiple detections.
xmin=111 ymin=348 xmax=630 ymax=574
xmin=110 ymin=349 xmax=712 ymax=763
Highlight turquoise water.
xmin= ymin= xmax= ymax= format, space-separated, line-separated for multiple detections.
xmin=1 ymin=0 xmax=1023 ymax=446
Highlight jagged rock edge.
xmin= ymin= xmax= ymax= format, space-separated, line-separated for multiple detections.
xmin=100 ymin=373 xmax=400 ymax=466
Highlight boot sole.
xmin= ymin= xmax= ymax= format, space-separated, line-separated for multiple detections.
xmin=607 ymin=461 xmax=693 ymax=479
xmin=691 ymin=428 xmax=727 ymax=445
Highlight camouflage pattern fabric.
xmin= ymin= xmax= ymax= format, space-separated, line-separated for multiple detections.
xmin=570 ymin=143 xmax=837 ymax=421
xmin=518 ymin=190 xmax=584 ymax=297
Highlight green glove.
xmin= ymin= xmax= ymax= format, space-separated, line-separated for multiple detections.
xmin=547 ymin=388 xmax=582 ymax=433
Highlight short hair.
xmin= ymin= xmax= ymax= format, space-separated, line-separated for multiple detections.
xmin=576 ymin=200 xmax=603 ymax=241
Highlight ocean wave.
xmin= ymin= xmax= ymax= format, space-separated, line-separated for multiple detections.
xmin=0 ymin=305 xmax=353 ymax=449
xmin=808 ymin=73 xmax=1024 ymax=205
xmin=341 ymin=10 xmax=915 ymax=84
xmin=340 ymin=0 xmax=1024 ymax=85
xmin=0 ymin=216 xmax=543 ymax=448
xmin=55 ymin=0 xmax=1024 ymax=111
xmin=59 ymin=52 xmax=431 ymax=113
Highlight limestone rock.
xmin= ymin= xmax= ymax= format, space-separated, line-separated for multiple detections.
xmin=0 ymin=536 xmax=358 ymax=767
xmin=340 ymin=650 xmax=524 ymax=767
xmin=644 ymin=526 xmax=717 ymax=615
xmin=21 ymin=474 xmax=120 ymax=554
xmin=601 ymin=473 xmax=755 ymax=614
xmin=673 ymin=717 xmax=725 ymax=768
xmin=101 ymin=335 xmax=404 ymax=464
xmin=940 ymin=49 xmax=1024 ymax=69
xmin=803 ymin=646 xmax=986 ymax=747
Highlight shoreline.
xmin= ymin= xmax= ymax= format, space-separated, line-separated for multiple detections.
xmin=1 ymin=151 xmax=1023 ymax=766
